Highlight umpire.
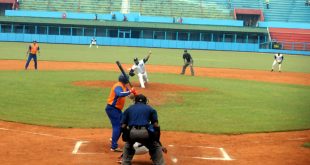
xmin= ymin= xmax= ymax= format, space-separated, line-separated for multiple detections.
xmin=121 ymin=94 xmax=165 ymax=165
xmin=180 ymin=49 xmax=194 ymax=76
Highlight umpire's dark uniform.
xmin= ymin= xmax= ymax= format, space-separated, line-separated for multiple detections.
xmin=121 ymin=94 xmax=165 ymax=165
xmin=180 ymin=49 xmax=195 ymax=76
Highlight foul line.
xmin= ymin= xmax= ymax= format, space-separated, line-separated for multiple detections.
xmin=0 ymin=127 xmax=82 ymax=141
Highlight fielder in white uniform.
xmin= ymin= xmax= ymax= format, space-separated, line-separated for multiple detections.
xmin=89 ymin=37 xmax=98 ymax=48
xmin=129 ymin=51 xmax=151 ymax=88
xmin=271 ymin=53 xmax=284 ymax=72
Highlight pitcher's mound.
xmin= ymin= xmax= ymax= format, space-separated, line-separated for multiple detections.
xmin=73 ymin=81 xmax=208 ymax=106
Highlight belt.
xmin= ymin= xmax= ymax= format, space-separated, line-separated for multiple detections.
xmin=130 ymin=126 xmax=147 ymax=129
xmin=107 ymin=104 xmax=121 ymax=111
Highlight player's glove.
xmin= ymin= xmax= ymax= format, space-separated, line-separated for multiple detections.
xmin=129 ymin=69 xmax=135 ymax=77
xmin=129 ymin=71 xmax=135 ymax=77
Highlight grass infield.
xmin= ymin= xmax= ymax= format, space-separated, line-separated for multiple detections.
xmin=0 ymin=42 xmax=310 ymax=134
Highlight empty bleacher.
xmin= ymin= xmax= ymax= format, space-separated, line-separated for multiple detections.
xmin=18 ymin=0 xmax=113 ymax=13
xmin=269 ymin=28 xmax=310 ymax=50
xmin=262 ymin=0 xmax=310 ymax=23
xmin=18 ymin=0 xmax=233 ymax=20
xmin=130 ymin=0 xmax=233 ymax=19
xmin=231 ymin=0 xmax=263 ymax=9
xmin=16 ymin=0 xmax=310 ymax=23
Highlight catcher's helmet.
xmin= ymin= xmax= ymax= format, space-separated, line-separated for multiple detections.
xmin=118 ymin=74 xmax=129 ymax=84
xmin=134 ymin=94 xmax=147 ymax=104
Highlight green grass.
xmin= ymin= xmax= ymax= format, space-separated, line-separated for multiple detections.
xmin=0 ymin=42 xmax=310 ymax=134
xmin=1 ymin=42 xmax=310 ymax=73
xmin=303 ymin=142 xmax=310 ymax=148
xmin=0 ymin=70 xmax=309 ymax=134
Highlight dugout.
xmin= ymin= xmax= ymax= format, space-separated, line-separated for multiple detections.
xmin=0 ymin=16 xmax=270 ymax=51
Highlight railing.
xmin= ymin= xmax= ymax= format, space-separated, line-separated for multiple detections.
xmin=260 ymin=41 xmax=310 ymax=51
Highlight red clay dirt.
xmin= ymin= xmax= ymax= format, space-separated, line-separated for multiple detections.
xmin=0 ymin=60 xmax=309 ymax=85
xmin=0 ymin=60 xmax=310 ymax=165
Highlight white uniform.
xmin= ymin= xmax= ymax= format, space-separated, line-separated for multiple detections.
xmin=271 ymin=53 xmax=284 ymax=72
xmin=133 ymin=142 xmax=149 ymax=155
xmin=89 ymin=38 xmax=98 ymax=48
xmin=131 ymin=59 xmax=149 ymax=88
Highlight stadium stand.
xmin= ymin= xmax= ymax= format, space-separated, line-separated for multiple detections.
xmin=130 ymin=0 xmax=232 ymax=19
xmin=269 ymin=28 xmax=310 ymax=50
xmin=262 ymin=0 xmax=310 ymax=23
xmin=18 ymin=0 xmax=113 ymax=13
xmin=18 ymin=0 xmax=49 ymax=11
xmin=2 ymin=0 xmax=309 ymax=53
xmin=18 ymin=0 xmax=233 ymax=20
xmin=231 ymin=0 xmax=263 ymax=9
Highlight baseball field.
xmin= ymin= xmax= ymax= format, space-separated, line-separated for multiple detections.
xmin=0 ymin=42 xmax=310 ymax=165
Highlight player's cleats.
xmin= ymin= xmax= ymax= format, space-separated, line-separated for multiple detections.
xmin=111 ymin=148 xmax=123 ymax=152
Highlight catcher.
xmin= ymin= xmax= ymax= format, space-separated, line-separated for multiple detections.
xmin=271 ymin=53 xmax=284 ymax=72
xmin=120 ymin=94 xmax=166 ymax=165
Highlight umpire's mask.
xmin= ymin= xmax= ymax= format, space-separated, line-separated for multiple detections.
xmin=135 ymin=94 xmax=147 ymax=104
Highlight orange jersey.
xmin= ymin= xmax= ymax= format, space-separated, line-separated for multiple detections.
xmin=29 ymin=43 xmax=39 ymax=54
xmin=107 ymin=82 xmax=130 ymax=110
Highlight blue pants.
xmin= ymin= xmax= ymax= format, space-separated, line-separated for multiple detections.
xmin=105 ymin=105 xmax=122 ymax=149
xmin=25 ymin=54 xmax=37 ymax=70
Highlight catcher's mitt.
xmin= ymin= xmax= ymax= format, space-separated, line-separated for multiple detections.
xmin=129 ymin=71 xmax=135 ymax=77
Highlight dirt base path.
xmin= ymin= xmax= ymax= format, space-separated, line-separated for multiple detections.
xmin=1 ymin=60 xmax=309 ymax=85
xmin=1 ymin=60 xmax=310 ymax=165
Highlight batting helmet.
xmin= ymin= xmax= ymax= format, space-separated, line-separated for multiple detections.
xmin=134 ymin=94 xmax=148 ymax=104
xmin=118 ymin=74 xmax=129 ymax=84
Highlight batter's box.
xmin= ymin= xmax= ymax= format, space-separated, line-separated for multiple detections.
xmin=72 ymin=141 xmax=105 ymax=155
xmin=168 ymin=145 xmax=233 ymax=161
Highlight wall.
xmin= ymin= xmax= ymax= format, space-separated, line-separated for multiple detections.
xmin=0 ymin=33 xmax=261 ymax=52
xmin=2 ymin=33 xmax=308 ymax=55
xmin=259 ymin=21 xmax=310 ymax=29
xmin=5 ymin=10 xmax=244 ymax=27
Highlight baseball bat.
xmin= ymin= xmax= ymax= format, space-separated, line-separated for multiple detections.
xmin=116 ymin=61 xmax=133 ymax=88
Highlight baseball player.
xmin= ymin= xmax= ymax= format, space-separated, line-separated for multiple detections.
xmin=271 ymin=53 xmax=284 ymax=72
xmin=128 ymin=51 xmax=151 ymax=88
xmin=105 ymin=74 xmax=136 ymax=152
xmin=25 ymin=40 xmax=40 ymax=70
xmin=89 ymin=37 xmax=98 ymax=48
xmin=180 ymin=49 xmax=194 ymax=76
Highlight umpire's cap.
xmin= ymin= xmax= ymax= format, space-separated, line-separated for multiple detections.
xmin=118 ymin=74 xmax=129 ymax=84
xmin=135 ymin=94 xmax=147 ymax=104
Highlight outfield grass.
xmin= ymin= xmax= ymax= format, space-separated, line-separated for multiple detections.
xmin=0 ymin=42 xmax=310 ymax=134
xmin=0 ymin=70 xmax=309 ymax=134
xmin=1 ymin=42 xmax=310 ymax=73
